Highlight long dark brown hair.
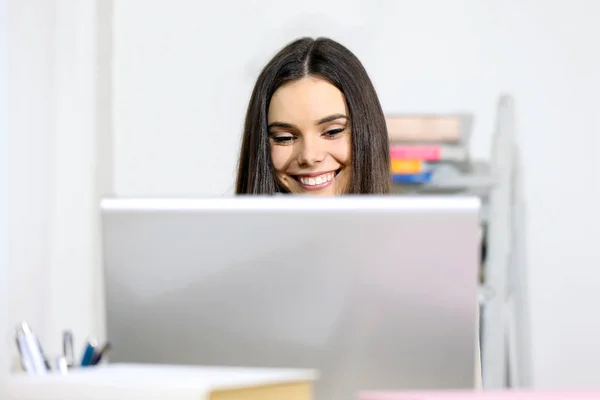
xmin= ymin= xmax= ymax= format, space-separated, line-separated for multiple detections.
xmin=235 ymin=37 xmax=390 ymax=195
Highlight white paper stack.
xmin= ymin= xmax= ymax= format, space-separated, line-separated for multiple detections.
xmin=4 ymin=363 xmax=318 ymax=400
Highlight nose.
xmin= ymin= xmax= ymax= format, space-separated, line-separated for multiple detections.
xmin=297 ymin=137 xmax=325 ymax=167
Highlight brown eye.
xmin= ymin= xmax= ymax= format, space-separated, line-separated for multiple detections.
xmin=272 ymin=135 xmax=295 ymax=144
xmin=324 ymin=128 xmax=344 ymax=138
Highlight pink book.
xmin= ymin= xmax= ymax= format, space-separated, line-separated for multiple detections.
xmin=359 ymin=391 xmax=600 ymax=400
xmin=389 ymin=145 xmax=468 ymax=163
xmin=390 ymin=145 xmax=442 ymax=161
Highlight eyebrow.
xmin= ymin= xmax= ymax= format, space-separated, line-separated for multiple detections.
xmin=267 ymin=113 xmax=348 ymax=130
xmin=316 ymin=113 xmax=348 ymax=125
xmin=267 ymin=122 xmax=295 ymax=130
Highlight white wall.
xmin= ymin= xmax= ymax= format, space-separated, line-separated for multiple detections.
xmin=112 ymin=0 xmax=600 ymax=389
xmin=0 ymin=0 xmax=9 ymax=388
xmin=6 ymin=0 xmax=109 ymax=370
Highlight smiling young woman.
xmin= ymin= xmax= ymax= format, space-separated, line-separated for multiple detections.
xmin=234 ymin=37 xmax=482 ymax=388
xmin=235 ymin=37 xmax=390 ymax=195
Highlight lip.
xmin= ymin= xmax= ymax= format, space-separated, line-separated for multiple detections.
xmin=291 ymin=169 xmax=340 ymax=191
xmin=294 ymin=170 xmax=338 ymax=178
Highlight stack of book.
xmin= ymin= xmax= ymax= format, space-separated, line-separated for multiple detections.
xmin=386 ymin=115 xmax=470 ymax=185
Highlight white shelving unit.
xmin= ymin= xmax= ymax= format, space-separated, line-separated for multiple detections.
xmin=482 ymin=95 xmax=531 ymax=389
xmin=390 ymin=95 xmax=531 ymax=389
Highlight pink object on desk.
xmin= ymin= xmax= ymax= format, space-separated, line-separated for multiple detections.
xmin=358 ymin=390 xmax=600 ymax=400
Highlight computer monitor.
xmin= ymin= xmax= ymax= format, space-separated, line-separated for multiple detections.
xmin=100 ymin=196 xmax=481 ymax=400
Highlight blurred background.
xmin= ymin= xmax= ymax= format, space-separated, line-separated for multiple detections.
xmin=1 ymin=0 xmax=600 ymax=392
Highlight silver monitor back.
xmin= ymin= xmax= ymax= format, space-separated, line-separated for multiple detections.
xmin=100 ymin=196 xmax=480 ymax=400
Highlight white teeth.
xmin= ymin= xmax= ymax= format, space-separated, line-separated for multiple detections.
xmin=299 ymin=172 xmax=335 ymax=186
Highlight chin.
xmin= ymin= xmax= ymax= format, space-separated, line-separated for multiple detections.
xmin=302 ymin=187 xmax=337 ymax=196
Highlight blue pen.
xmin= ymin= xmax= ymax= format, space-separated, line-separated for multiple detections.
xmin=91 ymin=341 xmax=112 ymax=366
xmin=80 ymin=337 xmax=98 ymax=367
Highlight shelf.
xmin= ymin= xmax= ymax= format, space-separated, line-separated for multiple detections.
xmin=392 ymin=161 xmax=494 ymax=196
xmin=388 ymin=95 xmax=524 ymax=389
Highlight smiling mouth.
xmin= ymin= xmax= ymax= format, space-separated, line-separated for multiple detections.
xmin=292 ymin=169 xmax=342 ymax=189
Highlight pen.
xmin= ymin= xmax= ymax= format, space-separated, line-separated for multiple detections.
xmin=80 ymin=337 xmax=98 ymax=367
xmin=15 ymin=334 xmax=34 ymax=374
xmin=62 ymin=330 xmax=74 ymax=368
xmin=91 ymin=341 xmax=112 ymax=365
xmin=16 ymin=322 xmax=48 ymax=375
xmin=55 ymin=356 xmax=69 ymax=375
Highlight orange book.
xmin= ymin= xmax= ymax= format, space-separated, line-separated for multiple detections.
xmin=390 ymin=159 xmax=424 ymax=174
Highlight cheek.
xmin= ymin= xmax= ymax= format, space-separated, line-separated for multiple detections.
xmin=270 ymin=145 xmax=293 ymax=172
xmin=332 ymin=135 xmax=351 ymax=166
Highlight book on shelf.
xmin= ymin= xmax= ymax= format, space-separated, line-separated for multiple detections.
xmin=391 ymin=170 xmax=433 ymax=185
xmin=4 ymin=363 xmax=317 ymax=400
xmin=390 ymin=159 xmax=428 ymax=174
xmin=386 ymin=115 xmax=463 ymax=143
xmin=390 ymin=144 xmax=468 ymax=163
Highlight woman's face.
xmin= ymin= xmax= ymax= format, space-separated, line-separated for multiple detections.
xmin=267 ymin=76 xmax=351 ymax=196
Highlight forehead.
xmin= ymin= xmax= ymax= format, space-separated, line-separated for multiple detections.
xmin=268 ymin=76 xmax=347 ymax=123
